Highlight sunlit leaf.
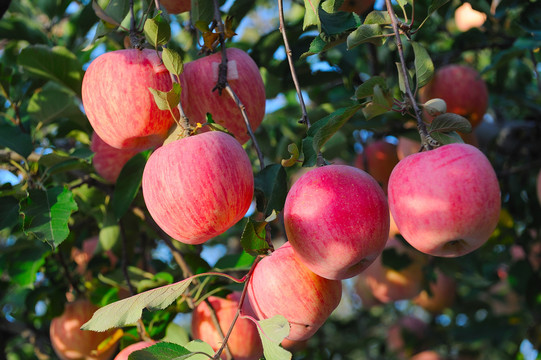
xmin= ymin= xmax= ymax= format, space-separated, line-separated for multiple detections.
xmin=257 ymin=315 xmax=292 ymax=360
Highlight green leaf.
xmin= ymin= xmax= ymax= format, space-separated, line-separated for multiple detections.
xmin=190 ymin=0 xmax=214 ymax=28
xmin=240 ymin=218 xmax=271 ymax=256
xmin=361 ymin=85 xmax=393 ymax=120
xmin=82 ymin=277 xmax=195 ymax=331
xmin=301 ymin=136 xmax=317 ymax=167
xmin=214 ymin=251 xmax=255 ymax=270
xmin=355 ymin=76 xmax=387 ymax=99
xmin=0 ymin=15 xmax=49 ymax=44
xmin=303 ymin=0 xmax=321 ymax=30
xmin=281 ymin=143 xmax=301 ymax=167
xmin=381 ymin=248 xmax=413 ymax=271
xmin=183 ymin=340 xmax=215 ymax=360
xmin=17 ymin=45 xmax=84 ymax=96
xmin=161 ymin=322 xmax=190 ymax=346
xmin=364 ymin=11 xmax=391 ymax=25
xmin=319 ymin=8 xmax=360 ymax=36
xmin=257 ymin=315 xmax=292 ymax=360
xmin=27 ymin=85 xmax=87 ymax=128
xmin=162 ymin=48 xmax=184 ymax=76
xmin=0 ymin=123 xmax=33 ymax=158
xmin=429 ymin=113 xmax=473 ymax=134
xmin=144 ymin=14 xmax=171 ymax=48
xmin=0 ymin=197 xmax=19 ymax=230
xmin=112 ymin=151 xmax=149 ymax=220
xmin=395 ymin=62 xmax=413 ymax=94
xmin=430 ymin=131 xmax=464 ymax=145
xmin=412 ymin=42 xmax=434 ymax=89
xmin=311 ymin=105 xmax=362 ymax=153
xmin=149 ymin=83 xmax=181 ymax=112
xmin=417 ymin=0 xmax=451 ymax=30
xmin=347 ymin=24 xmax=385 ymax=49
xmin=99 ymin=206 xmax=120 ymax=252
xmin=0 ymin=242 xmax=50 ymax=287
xmin=129 ymin=342 xmax=191 ymax=360
xmin=20 ymin=186 xmax=78 ymax=249
xmin=254 ymin=164 xmax=287 ymax=216
xmin=301 ymin=35 xmax=348 ymax=58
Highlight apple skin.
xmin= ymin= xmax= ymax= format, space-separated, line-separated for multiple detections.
xmin=50 ymin=300 xmax=118 ymax=360
xmin=354 ymin=140 xmax=400 ymax=193
xmin=454 ymin=2 xmax=487 ymax=32
xmin=388 ymin=143 xmax=501 ymax=257
xmin=284 ymin=165 xmax=389 ymax=280
xmin=363 ymin=237 xmax=427 ymax=303
xmin=338 ymin=0 xmax=374 ymax=15
xmin=82 ymin=49 xmax=176 ymax=150
xmin=114 ymin=341 xmax=155 ymax=360
xmin=411 ymin=351 xmax=445 ymax=360
xmin=160 ymin=0 xmax=190 ymax=14
xmin=179 ymin=48 xmax=266 ymax=144
xmin=247 ymin=242 xmax=342 ymax=341
xmin=191 ymin=292 xmax=263 ymax=360
xmin=90 ymin=132 xmax=139 ymax=183
xmin=142 ymin=131 xmax=254 ymax=245
xmin=413 ymin=270 xmax=456 ymax=313
xmin=419 ymin=64 xmax=488 ymax=128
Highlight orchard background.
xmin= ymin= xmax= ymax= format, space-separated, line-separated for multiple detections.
xmin=1 ymin=0 xmax=541 ymax=359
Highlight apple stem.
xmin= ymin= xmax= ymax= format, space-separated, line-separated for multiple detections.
xmin=385 ymin=0 xmax=434 ymax=151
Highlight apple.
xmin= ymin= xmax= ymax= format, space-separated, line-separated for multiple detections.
xmin=353 ymin=273 xmax=382 ymax=309
xmin=114 ymin=341 xmax=155 ymax=360
xmin=338 ymin=0 xmax=374 ymax=15
xmin=71 ymin=236 xmax=118 ymax=278
xmin=90 ymin=132 xmax=139 ymax=183
xmin=50 ymin=299 xmax=118 ymax=360
xmin=284 ymin=164 xmax=389 ymax=280
xmin=179 ymin=48 xmax=266 ymax=144
xmin=160 ymin=0 xmax=190 ymax=14
xmin=411 ymin=351 xmax=445 ymax=360
xmin=397 ymin=136 xmax=421 ymax=160
xmin=419 ymin=64 xmax=488 ymax=128
xmin=82 ymin=49 xmax=176 ymax=150
xmin=363 ymin=237 xmax=427 ymax=303
xmin=142 ymin=131 xmax=254 ymax=245
xmin=281 ymin=338 xmax=308 ymax=353
xmin=191 ymin=292 xmax=263 ymax=360
xmin=354 ymin=139 xmax=399 ymax=193
xmin=413 ymin=270 xmax=456 ymax=313
xmin=247 ymin=242 xmax=342 ymax=341
xmin=388 ymin=143 xmax=501 ymax=257
xmin=454 ymin=2 xmax=487 ymax=32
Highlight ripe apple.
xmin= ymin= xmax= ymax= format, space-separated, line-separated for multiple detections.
xmin=90 ymin=132 xmax=139 ymax=183
xmin=338 ymin=0 xmax=374 ymax=15
xmin=82 ymin=49 xmax=176 ymax=150
xmin=454 ymin=2 xmax=487 ymax=32
xmin=419 ymin=64 xmax=488 ymax=128
xmin=50 ymin=299 xmax=118 ymax=360
xmin=191 ymin=292 xmax=263 ymax=360
xmin=160 ymin=0 xmax=190 ymax=14
xmin=281 ymin=338 xmax=308 ymax=353
xmin=413 ymin=270 xmax=456 ymax=313
xmin=284 ymin=164 xmax=389 ymax=280
xmin=363 ymin=237 xmax=427 ymax=303
xmin=179 ymin=48 xmax=266 ymax=144
xmin=411 ymin=351 xmax=445 ymax=360
xmin=247 ymin=242 xmax=342 ymax=341
xmin=388 ymin=143 xmax=501 ymax=257
xmin=354 ymin=139 xmax=399 ymax=193
xmin=114 ymin=341 xmax=155 ymax=360
xmin=142 ymin=131 xmax=254 ymax=244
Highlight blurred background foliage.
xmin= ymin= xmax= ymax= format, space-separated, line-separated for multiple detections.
xmin=1 ymin=0 xmax=541 ymax=359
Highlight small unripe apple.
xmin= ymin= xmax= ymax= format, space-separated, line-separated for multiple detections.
xmin=90 ymin=132 xmax=139 ymax=183
xmin=50 ymin=300 xmax=118 ymax=360
xmin=160 ymin=0 xmax=190 ymax=14
xmin=191 ymin=292 xmax=263 ymax=360
xmin=454 ymin=2 xmax=487 ymax=32
xmin=179 ymin=48 xmax=266 ymax=144
xmin=354 ymin=139 xmax=399 ymax=193
xmin=338 ymin=0 xmax=374 ymax=15
xmin=419 ymin=65 xmax=488 ymax=128
xmin=82 ymin=49 xmax=176 ymax=150
xmin=413 ymin=270 xmax=456 ymax=313
xmin=114 ymin=341 xmax=155 ymax=360
xmin=247 ymin=242 xmax=342 ymax=341
xmin=388 ymin=143 xmax=501 ymax=257
xmin=284 ymin=165 xmax=389 ymax=280
xmin=142 ymin=131 xmax=254 ymax=244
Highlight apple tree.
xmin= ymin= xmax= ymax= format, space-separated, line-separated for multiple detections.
xmin=1 ymin=0 xmax=541 ymax=359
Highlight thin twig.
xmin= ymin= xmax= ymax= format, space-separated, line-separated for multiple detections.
xmin=385 ymin=0 xmax=433 ymax=150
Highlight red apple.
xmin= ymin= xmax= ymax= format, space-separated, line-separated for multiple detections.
xmin=142 ymin=131 xmax=254 ymax=244
xmin=281 ymin=338 xmax=308 ymax=353
xmin=284 ymin=165 xmax=389 ymax=280
xmin=179 ymin=48 xmax=265 ymax=144
xmin=247 ymin=242 xmax=342 ymax=341
xmin=338 ymin=0 xmax=374 ymax=15
xmin=82 ymin=49 xmax=176 ymax=150
xmin=160 ymin=0 xmax=190 ymax=14
xmin=454 ymin=2 xmax=487 ymax=32
xmin=388 ymin=143 xmax=501 ymax=257
xmin=50 ymin=299 xmax=118 ymax=360
xmin=191 ymin=292 xmax=263 ymax=360
xmin=419 ymin=65 xmax=488 ymax=128
xmin=114 ymin=341 xmax=155 ymax=360
xmin=411 ymin=351 xmax=445 ymax=360
xmin=413 ymin=270 xmax=456 ymax=313
xmin=90 ymin=132 xmax=139 ymax=183
xmin=354 ymin=139 xmax=399 ymax=193
xmin=363 ymin=237 xmax=427 ymax=303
